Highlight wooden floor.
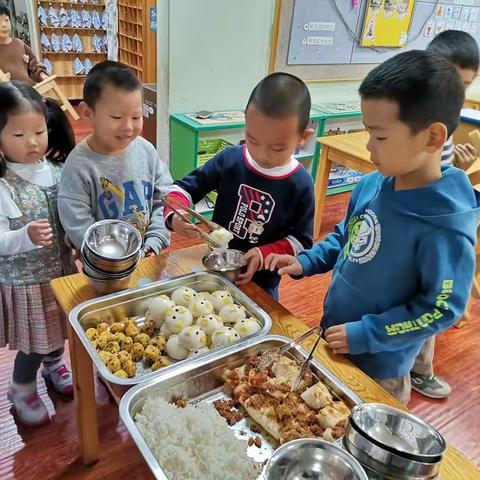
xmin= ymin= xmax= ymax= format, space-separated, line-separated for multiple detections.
xmin=0 ymin=115 xmax=479 ymax=479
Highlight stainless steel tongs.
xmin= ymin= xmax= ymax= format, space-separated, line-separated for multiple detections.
xmin=256 ymin=325 xmax=320 ymax=371
xmin=161 ymin=196 xmax=222 ymax=249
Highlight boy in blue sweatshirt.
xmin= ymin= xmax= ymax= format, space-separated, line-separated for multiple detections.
xmin=166 ymin=73 xmax=315 ymax=298
xmin=266 ymin=50 xmax=480 ymax=405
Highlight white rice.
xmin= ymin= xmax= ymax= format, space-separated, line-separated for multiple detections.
xmin=135 ymin=397 xmax=260 ymax=480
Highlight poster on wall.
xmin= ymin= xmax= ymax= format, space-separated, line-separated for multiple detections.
xmin=361 ymin=0 xmax=416 ymax=47
xmin=0 ymin=0 xmax=30 ymax=43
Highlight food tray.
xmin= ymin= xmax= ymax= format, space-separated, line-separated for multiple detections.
xmin=119 ymin=335 xmax=363 ymax=480
xmin=69 ymin=272 xmax=272 ymax=386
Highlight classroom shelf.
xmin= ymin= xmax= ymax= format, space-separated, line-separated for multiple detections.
xmin=40 ymin=26 xmax=106 ymax=32
xmin=33 ymin=0 xmax=109 ymax=99
xmin=117 ymin=0 xmax=156 ymax=82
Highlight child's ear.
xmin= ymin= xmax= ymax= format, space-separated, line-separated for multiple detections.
xmin=298 ymin=128 xmax=315 ymax=147
xmin=425 ymin=123 xmax=448 ymax=153
xmin=80 ymin=101 xmax=93 ymax=120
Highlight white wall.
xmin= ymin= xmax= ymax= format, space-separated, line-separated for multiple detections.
xmin=168 ymin=0 xmax=275 ymax=113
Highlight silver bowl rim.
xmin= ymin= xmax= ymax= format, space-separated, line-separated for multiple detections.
xmin=265 ymin=437 xmax=369 ymax=480
xmin=202 ymin=249 xmax=247 ymax=273
xmin=80 ymin=248 xmax=139 ymax=278
xmin=82 ymin=242 xmax=140 ymax=266
xmin=349 ymin=403 xmax=446 ymax=462
xmin=84 ymin=219 xmax=142 ymax=261
xmin=83 ymin=269 xmax=133 ymax=284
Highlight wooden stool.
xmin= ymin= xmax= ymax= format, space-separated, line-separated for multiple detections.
xmin=33 ymin=74 xmax=79 ymax=121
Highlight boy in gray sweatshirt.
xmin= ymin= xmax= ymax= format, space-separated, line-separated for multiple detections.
xmin=58 ymin=61 xmax=172 ymax=255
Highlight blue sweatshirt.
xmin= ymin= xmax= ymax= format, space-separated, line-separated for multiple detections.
xmin=297 ymin=167 xmax=479 ymax=379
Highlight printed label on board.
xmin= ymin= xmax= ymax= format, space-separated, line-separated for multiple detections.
xmin=306 ymin=36 xmax=333 ymax=46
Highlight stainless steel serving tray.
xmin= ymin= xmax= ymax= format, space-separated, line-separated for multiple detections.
xmin=119 ymin=335 xmax=363 ymax=480
xmin=69 ymin=271 xmax=272 ymax=386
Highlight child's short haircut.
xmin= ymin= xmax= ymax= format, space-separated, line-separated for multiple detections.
xmin=0 ymin=5 xmax=10 ymax=18
xmin=359 ymin=50 xmax=464 ymax=137
xmin=246 ymin=72 xmax=311 ymax=133
xmin=427 ymin=30 xmax=479 ymax=72
xmin=83 ymin=60 xmax=142 ymax=108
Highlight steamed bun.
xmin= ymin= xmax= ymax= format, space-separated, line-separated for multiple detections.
xmin=209 ymin=290 xmax=234 ymax=312
xmin=219 ymin=304 xmax=246 ymax=324
xmin=146 ymin=295 xmax=175 ymax=327
xmin=188 ymin=298 xmax=214 ymax=318
xmin=171 ymin=287 xmax=198 ymax=307
xmin=178 ymin=326 xmax=207 ymax=350
xmin=233 ymin=318 xmax=261 ymax=338
xmin=165 ymin=306 xmax=193 ymax=334
xmin=196 ymin=314 xmax=223 ymax=336
xmin=211 ymin=326 xmax=241 ymax=348
xmin=166 ymin=335 xmax=189 ymax=360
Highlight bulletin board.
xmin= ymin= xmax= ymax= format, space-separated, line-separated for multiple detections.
xmin=361 ymin=0 xmax=416 ymax=47
xmin=269 ymin=0 xmax=480 ymax=82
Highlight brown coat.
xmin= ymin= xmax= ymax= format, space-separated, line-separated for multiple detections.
xmin=0 ymin=38 xmax=47 ymax=85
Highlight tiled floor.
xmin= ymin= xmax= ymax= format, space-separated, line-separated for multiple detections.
xmin=0 ymin=113 xmax=478 ymax=479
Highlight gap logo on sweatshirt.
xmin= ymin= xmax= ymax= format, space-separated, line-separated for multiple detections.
xmin=97 ymin=177 xmax=151 ymax=236
xmin=344 ymin=209 xmax=381 ymax=264
xmin=229 ymin=184 xmax=275 ymax=244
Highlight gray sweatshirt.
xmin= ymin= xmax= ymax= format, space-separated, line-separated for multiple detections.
xmin=58 ymin=136 xmax=172 ymax=253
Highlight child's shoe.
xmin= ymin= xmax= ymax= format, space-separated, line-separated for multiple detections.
xmin=51 ymin=33 xmax=61 ymax=53
xmin=81 ymin=10 xmax=92 ymax=28
xmin=70 ymin=9 xmax=81 ymax=28
xmin=59 ymin=7 xmax=69 ymax=27
xmin=410 ymin=372 xmax=451 ymax=399
xmin=73 ymin=57 xmax=85 ymax=75
xmin=101 ymin=10 xmax=108 ymax=30
xmin=41 ymin=32 xmax=51 ymax=51
xmin=43 ymin=58 xmax=53 ymax=75
xmin=7 ymin=382 xmax=50 ymax=427
xmin=38 ymin=5 xmax=48 ymax=26
xmin=48 ymin=6 xmax=59 ymax=27
xmin=84 ymin=58 xmax=93 ymax=74
xmin=72 ymin=33 xmax=83 ymax=52
xmin=41 ymin=359 xmax=73 ymax=395
xmin=92 ymin=10 xmax=101 ymax=29
xmin=61 ymin=33 xmax=73 ymax=53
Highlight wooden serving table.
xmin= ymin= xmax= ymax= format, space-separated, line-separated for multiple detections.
xmin=50 ymin=244 xmax=480 ymax=479
xmin=314 ymin=129 xmax=480 ymax=239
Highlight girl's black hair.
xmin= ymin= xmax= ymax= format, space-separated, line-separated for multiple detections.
xmin=0 ymin=81 xmax=75 ymax=177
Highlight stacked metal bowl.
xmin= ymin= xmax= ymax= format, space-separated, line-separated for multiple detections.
xmin=81 ymin=220 xmax=142 ymax=294
xmin=344 ymin=403 xmax=446 ymax=480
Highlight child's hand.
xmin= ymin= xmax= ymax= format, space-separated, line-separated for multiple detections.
xmin=454 ymin=143 xmax=478 ymax=170
xmin=324 ymin=324 xmax=349 ymax=354
xmin=171 ymin=214 xmax=201 ymax=239
xmin=144 ymin=246 xmax=156 ymax=257
xmin=23 ymin=54 xmax=29 ymax=64
xmin=265 ymin=253 xmax=303 ymax=276
xmin=28 ymin=219 xmax=53 ymax=246
xmin=236 ymin=248 xmax=261 ymax=285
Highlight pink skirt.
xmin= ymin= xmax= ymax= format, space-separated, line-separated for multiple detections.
xmin=0 ymin=282 xmax=67 ymax=354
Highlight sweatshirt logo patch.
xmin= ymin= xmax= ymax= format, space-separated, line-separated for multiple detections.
xmin=229 ymin=184 xmax=275 ymax=243
xmin=345 ymin=209 xmax=381 ymax=264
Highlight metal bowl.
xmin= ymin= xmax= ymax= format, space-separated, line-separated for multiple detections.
xmin=81 ymin=244 xmax=140 ymax=274
xmin=349 ymin=404 xmax=446 ymax=463
xmin=344 ymin=420 xmax=442 ymax=479
xmin=82 ymin=257 xmax=138 ymax=281
xmin=84 ymin=220 xmax=142 ymax=262
xmin=202 ymin=249 xmax=247 ymax=283
xmin=265 ymin=438 xmax=368 ymax=480
xmin=82 ymin=244 xmax=140 ymax=272
xmin=83 ymin=271 xmax=132 ymax=295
